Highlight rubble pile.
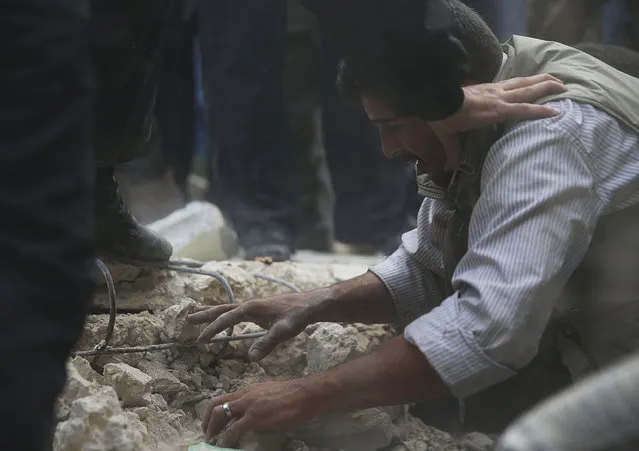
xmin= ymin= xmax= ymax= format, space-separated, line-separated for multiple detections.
xmin=56 ymin=261 xmax=493 ymax=451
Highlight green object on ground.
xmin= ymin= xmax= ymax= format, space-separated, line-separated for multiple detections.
xmin=188 ymin=444 xmax=245 ymax=451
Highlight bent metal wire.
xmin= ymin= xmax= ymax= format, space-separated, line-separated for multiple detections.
xmin=72 ymin=258 xmax=302 ymax=358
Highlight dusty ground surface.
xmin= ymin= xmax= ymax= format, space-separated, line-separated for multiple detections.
xmin=56 ymin=260 xmax=494 ymax=451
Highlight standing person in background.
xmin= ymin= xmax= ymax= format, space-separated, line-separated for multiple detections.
xmin=464 ymin=0 xmax=528 ymax=41
xmin=0 ymin=0 xmax=95 ymax=449
xmin=198 ymin=0 xmax=298 ymax=262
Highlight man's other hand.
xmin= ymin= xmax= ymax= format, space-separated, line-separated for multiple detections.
xmin=431 ymin=73 xmax=568 ymax=169
xmin=201 ymin=381 xmax=316 ymax=447
xmin=187 ymin=292 xmax=315 ymax=361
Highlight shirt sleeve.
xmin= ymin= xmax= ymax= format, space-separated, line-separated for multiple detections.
xmin=370 ymin=223 xmax=446 ymax=329
xmin=405 ymin=101 xmax=605 ymax=398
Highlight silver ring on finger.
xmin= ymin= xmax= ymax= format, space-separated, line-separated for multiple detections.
xmin=222 ymin=402 xmax=233 ymax=419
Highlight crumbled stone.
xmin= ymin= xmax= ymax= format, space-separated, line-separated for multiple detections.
xmin=306 ymin=323 xmax=363 ymax=373
xmin=103 ymin=412 xmax=147 ymax=451
xmin=137 ymin=359 xmax=189 ymax=399
xmin=103 ymin=363 xmax=153 ymax=408
xmin=293 ymin=408 xmax=395 ymax=450
xmin=160 ymin=297 xmax=203 ymax=343
xmin=75 ymin=312 xmax=164 ymax=366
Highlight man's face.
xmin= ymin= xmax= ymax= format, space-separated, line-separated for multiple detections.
xmin=362 ymin=95 xmax=450 ymax=176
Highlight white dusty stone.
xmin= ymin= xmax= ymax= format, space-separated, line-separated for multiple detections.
xmin=138 ymin=359 xmax=189 ymax=399
xmin=160 ymin=297 xmax=204 ymax=342
xmin=393 ymin=415 xmax=461 ymax=451
xmin=148 ymin=201 xmax=238 ymax=261
xmin=103 ymin=412 xmax=147 ymax=451
xmin=75 ymin=312 xmax=164 ymax=366
xmin=71 ymin=356 xmax=104 ymax=385
xmin=54 ymin=386 xmax=122 ymax=451
xmin=306 ymin=323 xmax=363 ymax=373
xmin=293 ymin=408 xmax=395 ymax=450
xmin=93 ymin=268 xmax=188 ymax=311
xmin=103 ymin=363 xmax=153 ymax=408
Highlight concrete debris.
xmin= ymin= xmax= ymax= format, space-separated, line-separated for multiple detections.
xmin=293 ymin=407 xmax=396 ymax=450
xmin=160 ymin=297 xmax=204 ymax=343
xmin=103 ymin=363 xmax=153 ymax=408
xmin=59 ymin=261 xmax=496 ymax=450
xmin=306 ymin=323 xmax=364 ymax=373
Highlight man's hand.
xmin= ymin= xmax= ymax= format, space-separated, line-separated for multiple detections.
xmin=202 ymin=380 xmax=317 ymax=447
xmin=200 ymin=337 xmax=450 ymax=446
xmin=188 ymin=272 xmax=396 ymax=361
xmin=431 ymin=74 xmax=568 ymax=169
xmin=187 ymin=292 xmax=316 ymax=361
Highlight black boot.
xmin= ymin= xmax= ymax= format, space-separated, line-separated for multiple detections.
xmin=95 ymin=167 xmax=172 ymax=264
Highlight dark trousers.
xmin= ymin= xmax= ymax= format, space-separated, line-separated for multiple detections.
xmin=320 ymin=36 xmax=420 ymax=247
xmin=198 ymin=0 xmax=299 ymax=241
xmin=0 ymin=0 xmax=95 ymax=449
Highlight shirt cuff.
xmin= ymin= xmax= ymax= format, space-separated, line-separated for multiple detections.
xmin=404 ymin=294 xmax=517 ymax=398
xmin=370 ymin=246 xmax=443 ymax=329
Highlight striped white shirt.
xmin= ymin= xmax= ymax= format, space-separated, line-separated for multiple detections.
xmin=371 ymin=98 xmax=639 ymax=398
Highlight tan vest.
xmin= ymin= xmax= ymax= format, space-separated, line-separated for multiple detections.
xmin=446 ymin=36 xmax=639 ymax=377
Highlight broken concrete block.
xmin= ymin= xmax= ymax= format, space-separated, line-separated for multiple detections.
xmin=54 ymin=386 xmax=122 ymax=451
xmin=148 ymin=201 xmax=238 ymax=262
xmin=138 ymin=359 xmax=189 ymax=399
xmin=76 ymin=312 xmax=164 ymax=366
xmin=103 ymin=363 xmax=153 ymax=408
xmin=71 ymin=356 xmax=105 ymax=385
xmin=161 ymin=297 xmax=203 ymax=343
xmin=306 ymin=323 xmax=363 ymax=373
xmin=103 ymin=412 xmax=147 ymax=451
xmin=293 ymin=408 xmax=395 ymax=451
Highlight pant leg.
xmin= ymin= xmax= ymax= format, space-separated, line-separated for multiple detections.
xmin=198 ymin=0 xmax=298 ymax=241
xmin=320 ymin=35 xmax=416 ymax=248
xmin=601 ymin=0 xmax=639 ymax=50
xmin=0 ymin=0 xmax=95 ymax=449
xmin=156 ymin=14 xmax=197 ymax=190
xmin=465 ymin=0 xmax=528 ymax=41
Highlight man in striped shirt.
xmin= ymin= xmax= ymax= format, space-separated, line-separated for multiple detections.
xmin=187 ymin=0 xmax=639 ymax=445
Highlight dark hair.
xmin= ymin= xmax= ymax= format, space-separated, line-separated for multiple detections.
xmin=337 ymin=0 xmax=503 ymax=117
xmin=576 ymin=43 xmax=639 ymax=78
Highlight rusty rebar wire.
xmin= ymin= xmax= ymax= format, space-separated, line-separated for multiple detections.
xmin=94 ymin=258 xmax=117 ymax=350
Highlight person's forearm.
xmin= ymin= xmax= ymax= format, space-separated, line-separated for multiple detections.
xmin=305 ymin=271 xmax=397 ymax=325
xmin=300 ymin=336 xmax=451 ymax=415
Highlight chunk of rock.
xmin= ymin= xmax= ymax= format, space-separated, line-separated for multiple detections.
xmin=54 ymin=386 xmax=124 ymax=451
xmin=103 ymin=412 xmax=148 ymax=451
xmin=306 ymin=323 xmax=363 ymax=374
xmin=231 ymin=322 xmax=308 ymax=378
xmin=103 ymin=363 xmax=152 ymax=408
xmin=138 ymin=359 xmax=189 ymax=399
xmin=293 ymin=408 xmax=395 ymax=451
xmin=93 ymin=268 xmax=187 ymax=311
xmin=75 ymin=312 xmax=163 ymax=366
xmin=161 ymin=297 xmax=203 ymax=343
xmin=71 ymin=356 xmax=104 ymax=385
xmin=393 ymin=414 xmax=460 ymax=450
